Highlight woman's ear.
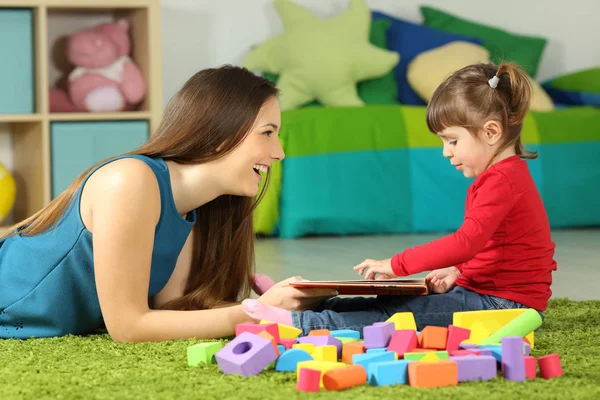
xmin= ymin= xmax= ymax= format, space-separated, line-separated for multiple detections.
xmin=483 ymin=120 xmax=503 ymax=145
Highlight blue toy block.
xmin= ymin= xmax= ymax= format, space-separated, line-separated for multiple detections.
xmin=330 ymin=329 xmax=361 ymax=339
xmin=275 ymin=348 xmax=314 ymax=372
xmin=277 ymin=344 xmax=286 ymax=354
xmin=366 ymin=348 xmax=387 ymax=354
xmin=353 ymin=351 xmax=396 ymax=371
xmin=481 ymin=345 xmax=503 ymax=362
xmin=368 ymin=360 xmax=411 ymax=386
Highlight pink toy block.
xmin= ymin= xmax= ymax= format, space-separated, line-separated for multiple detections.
xmin=387 ymin=330 xmax=418 ymax=358
xmin=215 ymin=331 xmax=278 ymax=377
xmin=450 ymin=349 xmax=480 ymax=357
xmin=297 ymin=368 xmax=321 ymax=392
xmin=501 ymin=336 xmax=526 ymax=382
xmin=446 ymin=325 xmax=471 ymax=352
xmin=538 ymin=353 xmax=563 ymax=379
xmin=525 ymin=356 xmax=537 ymax=379
xmin=235 ymin=322 xmax=281 ymax=343
xmin=363 ymin=322 xmax=395 ymax=349
xmin=280 ymin=338 xmax=297 ymax=350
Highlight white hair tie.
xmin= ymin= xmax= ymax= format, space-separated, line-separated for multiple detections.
xmin=488 ymin=75 xmax=500 ymax=89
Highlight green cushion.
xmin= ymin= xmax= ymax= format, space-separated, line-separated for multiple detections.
xmin=420 ymin=6 xmax=547 ymax=78
xmin=546 ymin=67 xmax=600 ymax=93
xmin=244 ymin=0 xmax=399 ymax=111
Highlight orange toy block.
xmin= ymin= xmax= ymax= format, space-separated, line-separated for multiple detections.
xmin=446 ymin=325 xmax=471 ymax=352
xmin=408 ymin=360 xmax=458 ymax=388
xmin=323 ymin=365 xmax=367 ymax=391
xmin=308 ymin=329 xmax=332 ymax=336
xmin=412 ymin=348 xmax=435 ymax=353
xmin=420 ymin=326 xmax=448 ymax=350
xmin=258 ymin=331 xmax=280 ymax=357
xmin=342 ymin=341 xmax=365 ymax=363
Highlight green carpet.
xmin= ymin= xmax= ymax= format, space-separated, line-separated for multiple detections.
xmin=1 ymin=298 xmax=599 ymax=399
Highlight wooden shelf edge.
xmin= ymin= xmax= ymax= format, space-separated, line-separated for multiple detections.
xmin=49 ymin=111 xmax=152 ymax=121
xmin=0 ymin=114 xmax=43 ymax=123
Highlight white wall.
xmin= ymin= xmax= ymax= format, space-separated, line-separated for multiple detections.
xmin=160 ymin=0 xmax=600 ymax=105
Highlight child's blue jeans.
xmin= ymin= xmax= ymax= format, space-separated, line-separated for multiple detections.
xmin=291 ymin=286 xmax=538 ymax=336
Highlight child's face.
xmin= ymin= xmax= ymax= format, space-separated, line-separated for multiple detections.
xmin=218 ymin=96 xmax=284 ymax=197
xmin=437 ymin=126 xmax=495 ymax=179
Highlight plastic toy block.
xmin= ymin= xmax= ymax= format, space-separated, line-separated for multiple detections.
xmin=408 ymin=360 xmax=458 ymax=388
xmin=342 ymin=341 xmax=365 ymax=363
xmin=292 ymin=343 xmax=315 ymax=354
xmin=297 ymin=368 xmax=321 ymax=392
xmin=353 ymin=352 xmax=396 ymax=371
xmin=298 ymin=336 xmax=342 ymax=358
xmin=459 ymin=343 xmax=481 ymax=350
xmin=215 ymin=332 xmax=278 ymax=377
xmin=236 ymin=322 xmax=281 ymax=343
xmin=260 ymin=320 xmax=302 ymax=339
xmin=412 ymin=348 xmax=435 ymax=352
xmin=330 ymin=329 xmax=360 ymax=339
xmin=461 ymin=320 xmax=500 ymax=345
xmin=404 ymin=351 xmax=448 ymax=361
xmin=448 ymin=355 xmax=497 ymax=382
xmin=257 ymin=331 xmax=280 ymax=356
xmin=420 ymin=352 xmax=440 ymax=363
xmin=480 ymin=309 xmax=542 ymax=347
xmin=538 ymin=353 xmax=563 ymax=379
xmin=280 ymin=338 xmax=297 ymax=350
xmin=338 ymin=337 xmax=361 ymax=344
xmin=187 ymin=342 xmax=223 ymax=366
xmin=481 ymin=345 xmax=503 ymax=362
xmin=524 ymin=355 xmax=537 ymax=379
xmin=296 ymin=361 xmax=346 ymax=387
xmin=366 ymin=348 xmax=387 ymax=354
xmin=387 ymin=330 xmax=418 ymax=358
xmin=420 ymin=326 xmax=448 ymax=350
xmin=308 ymin=329 xmax=331 ymax=336
xmin=323 ymin=365 xmax=367 ymax=391
xmin=453 ymin=308 xmax=536 ymax=347
xmin=523 ymin=341 xmax=531 ymax=356
xmin=276 ymin=348 xmax=314 ymax=372
xmin=446 ymin=325 xmax=471 ymax=352
xmin=501 ymin=336 xmax=526 ymax=382
xmin=450 ymin=350 xmax=480 ymax=357
xmin=386 ymin=312 xmax=417 ymax=331
xmin=312 ymin=345 xmax=337 ymax=362
xmin=363 ymin=322 xmax=395 ymax=349
xmin=368 ymin=360 xmax=411 ymax=386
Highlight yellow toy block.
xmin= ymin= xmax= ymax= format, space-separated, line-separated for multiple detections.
xmin=453 ymin=309 xmax=535 ymax=347
xmin=420 ymin=352 xmax=441 ymax=363
xmin=293 ymin=343 xmax=315 ymax=354
xmin=296 ymin=361 xmax=346 ymax=387
xmin=386 ymin=312 xmax=417 ymax=331
xmin=312 ymin=345 xmax=337 ymax=363
xmin=460 ymin=320 xmax=500 ymax=345
xmin=261 ymin=320 xmax=302 ymax=339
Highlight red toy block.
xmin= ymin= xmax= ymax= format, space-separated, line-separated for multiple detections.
xmin=387 ymin=330 xmax=418 ymax=358
xmin=538 ymin=353 xmax=563 ymax=379
xmin=420 ymin=326 xmax=448 ymax=350
xmin=297 ymin=368 xmax=321 ymax=392
xmin=280 ymin=338 xmax=297 ymax=350
xmin=450 ymin=349 xmax=480 ymax=357
xmin=525 ymin=356 xmax=537 ymax=379
xmin=308 ymin=329 xmax=332 ymax=336
xmin=235 ymin=322 xmax=281 ymax=343
xmin=446 ymin=325 xmax=471 ymax=352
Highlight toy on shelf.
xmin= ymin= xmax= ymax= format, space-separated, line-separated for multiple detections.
xmin=49 ymin=19 xmax=146 ymax=113
xmin=0 ymin=162 xmax=16 ymax=225
xmin=186 ymin=308 xmax=563 ymax=392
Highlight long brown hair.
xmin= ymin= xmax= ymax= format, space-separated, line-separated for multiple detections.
xmin=3 ymin=65 xmax=279 ymax=310
xmin=426 ymin=62 xmax=537 ymax=160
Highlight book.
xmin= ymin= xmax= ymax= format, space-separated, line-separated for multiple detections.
xmin=290 ymin=278 xmax=428 ymax=296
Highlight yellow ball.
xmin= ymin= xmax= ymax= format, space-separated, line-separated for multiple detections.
xmin=0 ymin=162 xmax=16 ymax=224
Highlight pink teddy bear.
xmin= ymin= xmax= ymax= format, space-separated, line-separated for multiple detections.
xmin=50 ymin=19 xmax=146 ymax=112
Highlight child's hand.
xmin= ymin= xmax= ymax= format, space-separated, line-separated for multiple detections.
xmin=353 ymin=258 xmax=396 ymax=280
xmin=425 ymin=267 xmax=460 ymax=294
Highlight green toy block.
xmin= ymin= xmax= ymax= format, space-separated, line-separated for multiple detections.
xmin=404 ymin=350 xmax=449 ymax=361
xmin=187 ymin=342 xmax=223 ymax=366
xmin=338 ymin=337 xmax=361 ymax=344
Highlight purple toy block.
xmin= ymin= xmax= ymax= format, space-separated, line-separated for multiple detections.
xmin=476 ymin=348 xmax=493 ymax=357
xmin=523 ymin=342 xmax=531 ymax=356
xmin=298 ymin=335 xmax=343 ymax=358
xmin=449 ymin=355 xmax=497 ymax=382
xmin=364 ymin=322 xmax=395 ymax=349
xmin=501 ymin=336 xmax=526 ymax=382
xmin=215 ymin=331 xmax=278 ymax=377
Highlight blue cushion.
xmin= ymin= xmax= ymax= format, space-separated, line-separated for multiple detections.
xmin=371 ymin=11 xmax=484 ymax=105
xmin=542 ymin=84 xmax=600 ymax=108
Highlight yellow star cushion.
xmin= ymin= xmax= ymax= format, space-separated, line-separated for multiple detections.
xmin=244 ymin=0 xmax=399 ymax=111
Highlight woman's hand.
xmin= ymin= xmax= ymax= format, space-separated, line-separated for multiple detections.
xmin=425 ymin=267 xmax=460 ymax=294
xmin=257 ymin=276 xmax=338 ymax=311
xmin=353 ymin=258 xmax=397 ymax=280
